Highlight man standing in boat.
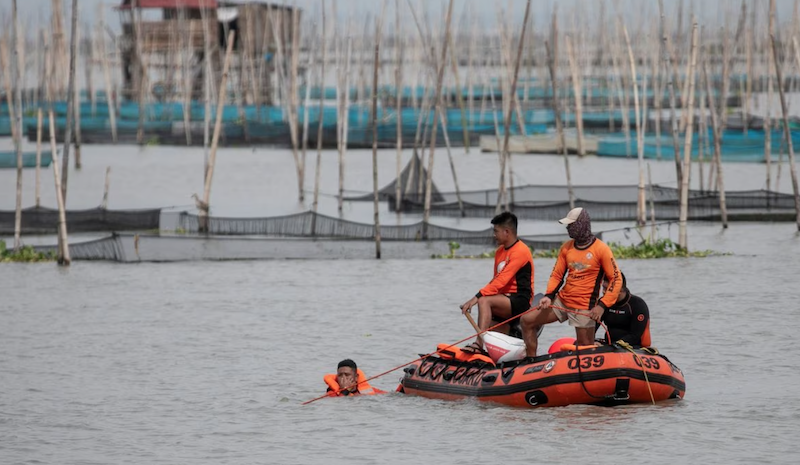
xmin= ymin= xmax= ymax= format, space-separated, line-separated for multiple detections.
xmin=460 ymin=212 xmax=534 ymax=354
xmin=520 ymin=207 xmax=622 ymax=357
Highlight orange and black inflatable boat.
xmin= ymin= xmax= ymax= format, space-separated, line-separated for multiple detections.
xmin=398 ymin=343 xmax=685 ymax=408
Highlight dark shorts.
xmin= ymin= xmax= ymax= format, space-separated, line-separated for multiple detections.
xmin=508 ymin=294 xmax=532 ymax=317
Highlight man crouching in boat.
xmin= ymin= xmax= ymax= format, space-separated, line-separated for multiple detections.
xmin=599 ymin=272 xmax=652 ymax=347
xmin=324 ymin=359 xmax=386 ymax=396
xmin=459 ymin=212 xmax=534 ymax=355
xmin=520 ymin=207 xmax=622 ymax=357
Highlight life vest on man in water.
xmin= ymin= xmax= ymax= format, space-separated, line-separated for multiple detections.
xmin=324 ymin=369 xmax=386 ymax=396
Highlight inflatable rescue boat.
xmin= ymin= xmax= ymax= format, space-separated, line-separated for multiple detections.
xmin=398 ymin=333 xmax=686 ymax=408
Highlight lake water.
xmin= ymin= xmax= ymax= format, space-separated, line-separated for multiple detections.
xmin=1 ymin=142 xmax=799 ymax=464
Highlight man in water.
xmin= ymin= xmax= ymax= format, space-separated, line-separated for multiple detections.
xmin=460 ymin=211 xmax=534 ymax=354
xmin=520 ymin=207 xmax=622 ymax=357
xmin=599 ymin=273 xmax=651 ymax=347
xmin=325 ymin=359 xmax=384 ymax=396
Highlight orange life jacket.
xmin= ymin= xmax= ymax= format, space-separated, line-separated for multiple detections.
xmin=324 ymin=369 xmax=386 ymax=396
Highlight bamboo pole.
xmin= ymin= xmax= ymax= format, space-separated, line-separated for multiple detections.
xmin=290 ymin=9 xmax=304 ymax=202
xmin=300 ymin=35 xmax=315 ymax=194
xmin=60 ymin=0 xmax=79 ymax=205
xmin=131 ymin=1 xmax=146 ymax=145
xmin=338 ymin=37 xmax=352 ymax=212
xmin=85 ymin=24 xmax=95 ymax=116
xmin=312 ymin=3 xmax=327 ymax=235
xmin=13 ymin=0 xmax=23 ymax=252
xmin=98 ymin=3 xmax=117 ymax=143
xmin=395 ymin=0 xmax=404 ymax=212
xmin=422 ymin=0 xmax=454 ymax=235
xmin=702 ymin=57 xmax=728 ymax=228
xmin=447 ymin=32 xmax=470 ymax=152
xmin=698 ymin=60 xmax=708 ymax=193
xmin=678 ymin=23 xmax=698 ymax=250
xmin=73 ymin=24 xmax=82 ymax=170
xmin=49 ymin=110 xmax=70 ymax=266
xmin=622 ymin=22 xmax=645 ymax=226
xmin=200 ymin=4 xmax=212 ymax=177
xmin=371 ymin=1 xmax=388 ymax=259
xmin=35 ymin=109 xmax=43 ymax=209
xmin=771 ymin=32 xmax=800 ymax=230
xmin=1 ymin=38 xmax=18 ymax=143
xmin=659 ymin=0 xmax=683 ymax=199
xmin=545 ymin=39 xmax=575 ymax=209
xmin=648 ymin=163 xmax=656 ymax=241
xmin=566 ymin=35 xmax=585 ymax=156
xmin=200 ymin=30 xmax=236 ymax=233
xmin=495 ymin=0 xmax=531 ymax=214
xmin=102 ymin=167 xmax=111 ymax=209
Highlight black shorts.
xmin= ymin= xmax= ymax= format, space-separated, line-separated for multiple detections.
xmin=508 ymin=294 xmax=532 ymax=317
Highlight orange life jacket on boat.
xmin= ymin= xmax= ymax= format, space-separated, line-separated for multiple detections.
xmin=324 ymin=369 xmax=386 ymax=396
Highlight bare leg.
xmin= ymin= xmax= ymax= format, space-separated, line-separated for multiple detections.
xmin=476 ymin=295 xmax=511 ymax=346
xmin=575 ymin=327 xmax=595 ymax=346
xmin=520 ymin=307 xmax=559 ymax=357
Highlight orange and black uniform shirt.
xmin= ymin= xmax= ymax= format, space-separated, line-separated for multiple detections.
xmin=545 ymin=237 xmax=622 ymax=311
xmin=476 ymin=239 xmax=534 ymax=301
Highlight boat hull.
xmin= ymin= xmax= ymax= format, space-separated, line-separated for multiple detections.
xmin=400 ymin=345 xmax=685 ymax=408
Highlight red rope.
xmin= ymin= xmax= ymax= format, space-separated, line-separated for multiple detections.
xmin=301 ymin=302 xmax=610 ymax=405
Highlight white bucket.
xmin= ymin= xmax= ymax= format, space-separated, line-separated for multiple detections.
xmin=483 ymin=331 xmax=527 ymax=364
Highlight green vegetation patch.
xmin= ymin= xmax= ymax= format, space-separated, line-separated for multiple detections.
xmin=0 ymin=240 xmax=56 ymax=263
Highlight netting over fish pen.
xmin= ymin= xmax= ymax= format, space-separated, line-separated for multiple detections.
xmin=174 ymin=210 xmax=569 ymax=247
xmin=33 ymin=235 xmax=126 ymax=261
xmin=0 ymin=207 xmax=161 ymax=234
xmin=382 ymin=185 xmax=798 ymax=221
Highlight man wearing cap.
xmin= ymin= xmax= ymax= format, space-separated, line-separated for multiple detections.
xmin=519 ymin=207 xmax=622 ymax=357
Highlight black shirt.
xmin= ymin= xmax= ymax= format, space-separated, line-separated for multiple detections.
xmin=600 ymin=292 xmax=649 ymax=346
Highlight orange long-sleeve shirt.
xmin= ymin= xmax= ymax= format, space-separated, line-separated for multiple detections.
xmin=477 ymin=239 xmax=534 ymax=299
xmin=545 ymin=237 xmax=621 ymax=310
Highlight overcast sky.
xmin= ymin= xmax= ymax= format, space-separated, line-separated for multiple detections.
xmin=4 ymin=0 xmax=798 ymax=35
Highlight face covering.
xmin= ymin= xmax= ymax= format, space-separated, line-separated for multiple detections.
xmin=566 ymin=209 xmax=594 ymax=245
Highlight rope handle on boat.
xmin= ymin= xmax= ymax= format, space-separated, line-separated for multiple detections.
xmin=616 ymin=341 xmax=656 ymax=405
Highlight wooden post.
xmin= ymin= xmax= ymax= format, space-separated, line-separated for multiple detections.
xmin=702 ymin=58 xmax=728 ymax=228
xmin=312 ymin=2 xmax=328 ymax=235
xmin=131 ymin=1 xmax=146 ymax=145
xmin=622 ymin=23 xmax=645 ymax=226
xmin=200 ymin=31 xmax=236 ymax=232
xmin=102 ymin=167 xmax=111 ymax=209
xmin=678 ymin=23 xmax=698 ymax=250
xmin=422 ymin=0 xmax=454 ymax=235
xmin=545 ymin=40 xmax=575 ymax=209
xmin=12 ymin=0 xmax=23 ymax=252
xmin=395 ymin=0 xmax=404 ymax=212
xmin=36 ymin=109 xmax=43 ymax=208
xmin=566 ymin=35 xmax=585 ymax=156
xmin=61 ymin=0 xmax=80 ymax=205
xmin=49 ymin=110 xmax=71 ymax=266
xmin=338 ymin=38 xmax=352 ymax=213
xmin=659 ymin=0 xmax=683 ymax=202
xmin=372 ymin=0 xmax=388 ymax=258
xmin=1 ymin=38 xmax=18 ymax=143
xmin=98 ymin=3 xmax=117 ymax=143
xmin=496 ymin=0 xmax=531 ymax=214
xmin=771 ymin=30 xmax=800 ymax=230
xmin=765 ymin=3 xmax=775 ymax=193
xmin=648 ymin=163 xmax=656 ymax=241
xmin=73 ymin=25 xmax=83 ymax=170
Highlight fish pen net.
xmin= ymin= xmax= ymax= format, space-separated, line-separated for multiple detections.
xmin=0 ymin=207 xmax=161 ymax=234
xmin=379 ymin=184 xmax=797 ymax=221
xmin=175 ymin=210 xmax=568 ymax=247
